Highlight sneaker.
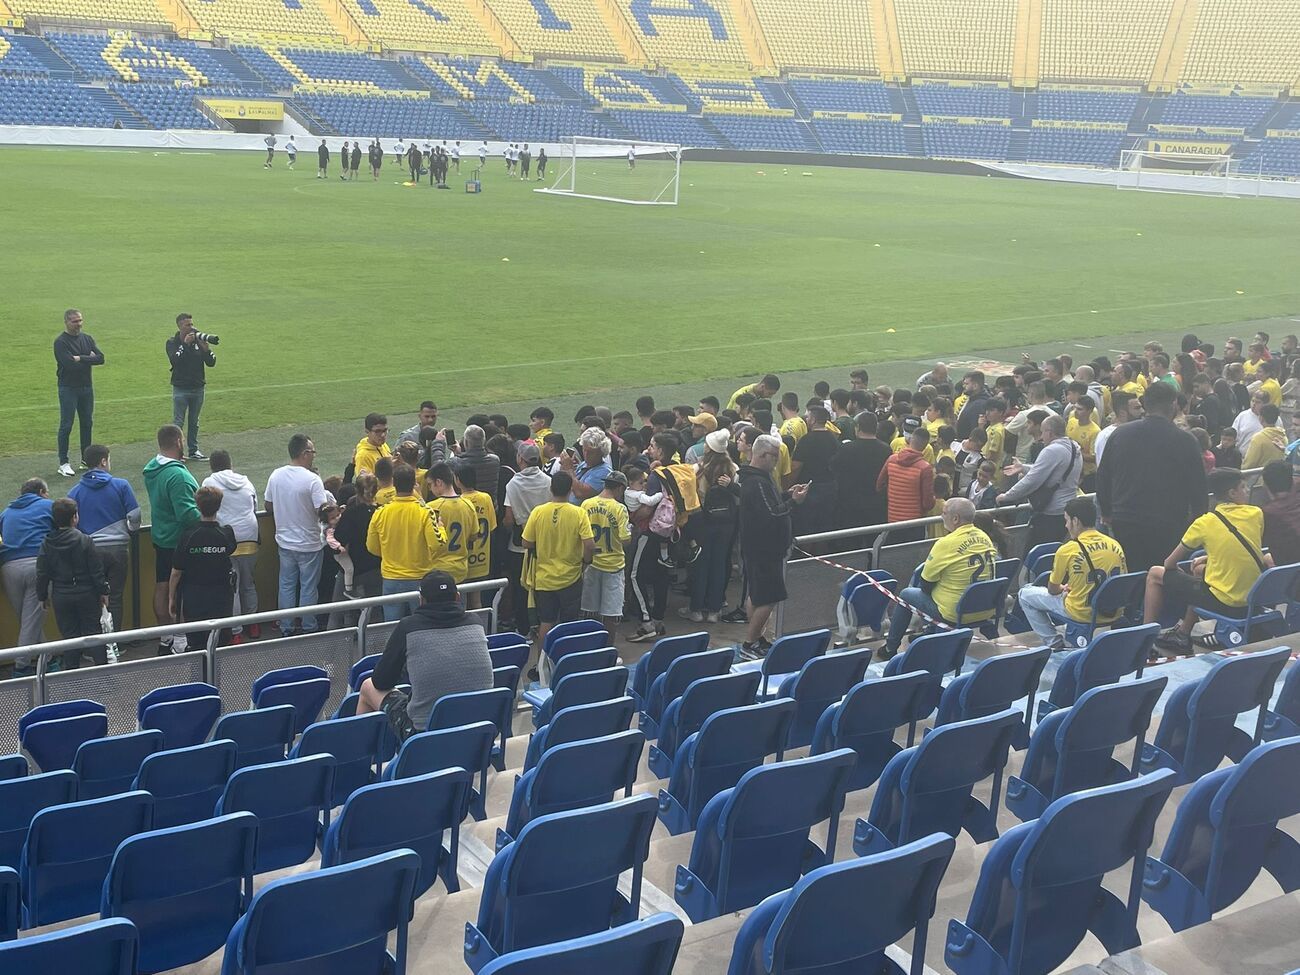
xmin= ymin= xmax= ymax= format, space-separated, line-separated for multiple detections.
xmin=57 ymin=462 xmax=74 ymax=477
xmin=247 ymin=622 xmax=261 ymax=640
xmin=878 ymin=643 xmax=901 ymax=661
xmin=157 ymin=636 xmax=174 ymax=656
xmin=677 ymin=607 xmax=704 ymax=623
xmin=737 ymin=640 xmax=769 ymax=662
xmin=187 ymin=450 xmax=206 ymax=461
xmin=627 ymin=623 xmax=663 ymax=643
xmin=527 ymin=667 xmax=540 ymax=683
xmin=705 ymin=612 xmax=720 ymax=624
xmin=1047 ymin=635 xmax=1067 ymax=653
xmin=720 ymin=608 xmax=748 ymax=625
xmin=171 ymin=635 xmax=189 ymax=655
xmin=1154 ymin=627 xmax=1193 ymax=655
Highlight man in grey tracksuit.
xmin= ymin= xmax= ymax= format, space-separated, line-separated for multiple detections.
xmin=996 ymin=414 xmax=1082 ymax=554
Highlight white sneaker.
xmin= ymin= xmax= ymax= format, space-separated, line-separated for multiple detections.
xmin=57 ymin=463 xmax=74 ymax=477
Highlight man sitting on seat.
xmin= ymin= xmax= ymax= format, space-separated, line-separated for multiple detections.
xmin=883 ymin=497 xmax=997 ymax=658
xmin=1143 ymin=467 xmax=1270 ymax=656
xmin=1016 ymin=498 xmax=1127 ymax=651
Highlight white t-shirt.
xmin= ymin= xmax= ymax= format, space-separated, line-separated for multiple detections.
xmin=452 ymin=145 xmax=460 ymax=159
xmin=264 ymin=464 xmax=327 ymax=552
xmin=1094 ymin=422 xmax=1119 ymax=468
xmin=285 ymin=140 xmax=296 ymax=154
xmin=480 ymin=144 xmax=487 ymax=157
xmin=394 ymin=141 xmax=405 ymax=154
xmin=628 ymin=148 xmax=635 ymax=160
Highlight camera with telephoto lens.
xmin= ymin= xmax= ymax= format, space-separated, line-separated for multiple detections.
xmin=194 ymin=331 xmax=220 ymax=345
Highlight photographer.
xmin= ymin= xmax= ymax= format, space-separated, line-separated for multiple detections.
xmin=166 ymin=313 xmax=217 ymax=462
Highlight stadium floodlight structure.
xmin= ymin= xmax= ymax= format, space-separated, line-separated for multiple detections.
xmin=536 ymin=136 xmax=682 ymax=205
xmin=1116 ymin=148 xmax=1242 ymax=196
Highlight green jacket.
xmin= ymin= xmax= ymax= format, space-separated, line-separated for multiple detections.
xmin=143 ymin=455 xmax=199 ymax=548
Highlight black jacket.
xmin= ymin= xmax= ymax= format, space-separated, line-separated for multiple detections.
xmin=1096 ymin=415 xmax=1207 ymax=527
xmin=738 ymin=464 xmax=794 ymax=559
xmin=53 ymin=331 xmax=105 ymax=387
xmin=167 ymin=333 xmax=216 ymax=388
xmin=36 ymin=527 xmax=107 ymax=600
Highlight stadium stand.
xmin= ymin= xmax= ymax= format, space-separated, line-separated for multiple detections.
xmin=5 ymin=0 xmax=170 ymax=29
xmin=605 ymin=108 xmax=723 ymax=147
xmin=912 ymin=80 xmax=1010 ymax=118
xmin=921 ymin=120 xmax=1011 ymax=159
xmin=1159 ymin=89 xmax=1276 ymax=129
xmin=278 ymin=45 xmax=427 ymax=90
xmin=298 ymin=91 xmax=487 ymax=137
xmin=227 ymin=43 xmax=301 ymax=89
xmin=0 ymin=31 xmax=71 ymax=76
xmin=1027 ymin=121 xmax=1126 ymax=166
xmin=0 ymin=75 xmax=136 ymax=124
xmin=1038 ymin=0 xmax=1174 ymax=84
xmin=1035 ymin=85 xmax=1140 ymax=123
xmin=749 ymin=0 xmax=876 ymax=75
xmin=785 ymin=76 xmax=892 ymax=114
xmin=337 ymin=0 xmax=499 ymax=56
xmin=609 ymin=0 xmax=751 ymax=67
xmin=1181 ymin=0 xmax=1300 ymax=86
xmin=709 ymin=111 xmax=815 ymax=151
xmin=810 ymin=117 xmax=907 ymax=156
xmin=484 ymin=0 xmax=624 ymax=62
xmin=467 ymin=99 xmax=615 ymax=140
xmin=108 ymin=80 xmax=218 ymax=127
xmin=893 ymin=0 xmax=1016 ymax=80
xmin=182 ymin=0 xmax=341 ymax=43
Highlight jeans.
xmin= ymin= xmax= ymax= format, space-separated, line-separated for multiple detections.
xmin=172 ymin=386 xmax=205 ymax=454
xmin=1 ymin=557 xmax=45 ymax=668
xmin=1018 ymin=585 xmax=1067 ymax=643
xmin=57 ymin=384 xmax=94 ymax=465
xmin=690 ymin=518 xmax=736 ymax=613
xmin=276 ymin=547 xmax=323 ymax=636
xmin=230 ymin=552 xmax=258 ymax=633
xmin=887 ymin=586 xmax=945 ymax=651
xmin=382 ymin=578 xmax=422 ymax=622
xmin=97 ymin=544 xmax=129 ymax=633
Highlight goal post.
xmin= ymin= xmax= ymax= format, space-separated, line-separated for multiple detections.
xmin=1116 ymin=149 xmax=1238 ymax=195
xmin=535 ymin=136 xmax=682 ymax=205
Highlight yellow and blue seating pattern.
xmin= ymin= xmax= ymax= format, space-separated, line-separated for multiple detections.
xmin=0 ymin=0 xmax=1298 ymax=174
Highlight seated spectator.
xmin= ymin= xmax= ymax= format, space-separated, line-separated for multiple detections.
xmin=1015 ymin=498 xmax=1127 ymax=651
xmin=357 ymin=571 xmax=493 ymax=735
xmin=1143 ymin=468 xmax=1270 ymax=655
xmin=1242 ymin=404 xmax=1287 ymax=470
xmin=1260 ymin=461 xmax=1300 ymax=567
xmin=883 ymin=498 xmax=997 ymax=658
xmin=35 ymin=497 xmax=107 ymax=671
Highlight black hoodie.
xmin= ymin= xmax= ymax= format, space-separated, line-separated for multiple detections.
xmin=36 ymin=527 xmax=107 ymax=601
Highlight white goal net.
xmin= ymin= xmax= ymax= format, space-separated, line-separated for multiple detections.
xmin=1116 ymin=149 xmax=1238 ymax=195
xmin=536 ymin=136 xmax=682 ymax=205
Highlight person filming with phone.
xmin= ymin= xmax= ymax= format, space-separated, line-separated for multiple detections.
xmin=166 ymin=313 xmax=218 ymax=462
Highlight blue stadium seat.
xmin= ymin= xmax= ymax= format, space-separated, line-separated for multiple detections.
xmin=774 ymin=648 xmax=873 ymax=748
xmin=137 ymin=683 xmax=221 ymax=750
xmin=21 ymin=790 xmax=153 ymax=927
xmin=19 ymin=700 xmax=108 ymax=772
xmin=1037 ymin=88 xmax=1139 ymax=123
xmin=1263 ymin=662 xmax=1300 ymax=740
xmin=629 ymin=631 xmax=710 ymax=710
xmin=349 ymin=654 xmax=382 ymax=692
xmin=951 ymin=772 xmax=1178 ymax=975
xmin=322 ymin=768 xmax=472 ymax=896
xmin=642 ymin=647 xmax=734 ymax=739
xmin=465 ymin=794 xmax=658 ymax=973
xmin=522 ymin=647 xmax=618 ymax=715
xmin=934 ymin=647 xmax=1049 ymax=748
xmin=542 ymin=629 xmax=613 ymax=670
xmin=0 ymin=917 xmax=138 ymax=973
xmin=649 ymin=671 xmax=760 ymax=780
xmin=522 ymin=696 xmax=636 ymax=774
xmin=216 ymin=754 xmax=335 ymax=873
xmin=531 ymin=667 xmax=628 ymax=730
xmin=0 ymin=755 xmax=27 ymax=781
xmin=750 ymin=629 xmax=831 ymax=699
xmin=251 ymin=666 xmax=330 ymax=735
xmin=212 ymin=707 xmax=296 ymax=770
xmin=1007 ymin=675 xmax=1166 ymax=823
xmin=1140 ymin=646 xmax=1290 ymax=784
xmin=73 ymin=730 xmax=165 ymax=800
xmin=882 ymin=628 xmax=973 ymax=745
xmin=500 ymin=730 xmax=643 ymax=850
xmin=728 ymin=833 xmax=955 ymax=975
xmin=1037 ymin=623 xmax=1157 ymax=723
xmin=838 ymin=571 xmax=898 ymax=640
xmin=1053 ymin=571 xmax=1148 ymax=650
xmin=675 ymin=749 xmax=856 ymax=922
xmin=430 ymin=686 xmax=514 ymax=771
xmin=1194 ymin=563 xmax=1300 ymax=649
xmin=915 ymin=82 xmax=1010 ymax=117
xmin=488 ymin=639 xmax=529 ymax=675
xmin=477 ymin=913 xmax=683 ymax=975
xmin=0 ymin=770 xmax=77 ymax=871
xmin=542 ymin=618 xmax=605 ymax=655
xmin=854 ymin=709 xmax=1022 ymax=857
xmin=0 ymin=865 xmax=15 ymax=942
xmin=221 ymin=850 xmax=420 ymax=975
xmin=494 ymin=665 xmax=523 ymax=700
xmin=922 ymin=123 xmax=1011 ymax=161
xmin=102 ymin=813 xmax=257 ymax=973
xmin=383 ymin=721 xmax=496 ymax=820
xmin=810 ymin=672 xmax=933 ymax=793
xmin=289 ymin=712 xmax=385 ymax=808
xmin=658 ymin=699 xmax=795 ymax=836
xmin=134 ymin=740 xmax=236 ymax=828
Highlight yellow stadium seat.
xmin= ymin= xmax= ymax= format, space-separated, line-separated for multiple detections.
xmin=1039 ymin=0 xmax=1174 ymax=84
xmin=894 ymin=0 xmax=1015 ymax=79
xmin=338 ymin=0 xmax=497 ymax=54
xmin=182 ymin=0 xmax=339 ymax=41
xmin=750 ymin=0 xmax=876 ymax=74
xmin=484 ymin=0 xmax=624 ymax=61
xmin=1182 ymin=0 xmax=1300 ymax=86
xmin=610 ymin=0 xmax=750 ymax=67
xmin=7 ymin=0 xmax=171 ymax=29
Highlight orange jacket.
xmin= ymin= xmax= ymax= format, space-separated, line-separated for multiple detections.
xmin=876 ymin=448 xmax=935 ymax=524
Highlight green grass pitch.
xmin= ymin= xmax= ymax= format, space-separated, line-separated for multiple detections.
xmin=3 ymin=146 xmax=1299 ymax=475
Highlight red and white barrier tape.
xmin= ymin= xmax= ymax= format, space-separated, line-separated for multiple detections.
xmin=793 ymin=546 xmax=955 ymax=632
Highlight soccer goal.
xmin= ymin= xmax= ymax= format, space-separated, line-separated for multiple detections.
xmin=536 ymin=136 xmax=682 ymax=205
xmin=1116 ymin=149 xmax=1239 ymax=195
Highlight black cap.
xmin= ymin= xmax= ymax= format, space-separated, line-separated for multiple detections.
xmin=420 ymin=570 xmax=458 ymax=603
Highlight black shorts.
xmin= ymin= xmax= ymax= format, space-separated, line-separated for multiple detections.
xmin=154 ymin=545 xmax=175 ymax=584
xmin=535 ymin=581 xmax=582 ymax=624
xmin=743 ymin=551 xmax=788 ymax=608
xmin=1163 ymin=568 xmax=1247 ymax=618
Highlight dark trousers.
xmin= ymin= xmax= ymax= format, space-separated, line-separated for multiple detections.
xmin=180 ymin=583 xmax=233 ymax=651
xmin=1112 ymin=519 xmax=1187 ymax=573
xmin=52 ymin=591 xmax=105 ymax=670
xmin=57 ymin=384 xmax=94 ymax=465
xmin=1024 ymin=512 xmax=1067 ymax=558
xmin=98 ymin=544 xmax=129 ymax=633
xmin=410 ymin=165 xmax=419 ymax=182
xmin=630 ymin=533 xmax=668 ymax=623
xmin=505 ymin=548 xmax=532 ymax=634
xmin=689 ymin=518 xmax=736 ymax=613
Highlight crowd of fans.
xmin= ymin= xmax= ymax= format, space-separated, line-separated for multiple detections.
xmin=4 ymin=329 xmax=1300 ymax=676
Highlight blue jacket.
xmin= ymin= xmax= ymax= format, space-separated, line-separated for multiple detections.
xmin=0 ymin=493 xmax=54 ymax=563
xmin=68 ymin=469 xmax=141 ymax=546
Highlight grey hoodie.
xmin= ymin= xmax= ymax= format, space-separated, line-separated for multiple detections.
xmin=202 ymin=469 xmax=260 ymax=544
xmin=999 ymin=437 xmax=1081 ymax=516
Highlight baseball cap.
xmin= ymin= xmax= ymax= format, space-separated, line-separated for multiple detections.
xmin=420 ymin=570 xmax=458 ymax=603
xmin=603 ymin=470 xmax=629 ymax=487
xmin=687 ymin=413 xmax=718 ymax=433
xmin=901 ymin=415 xmax=923 ymax=435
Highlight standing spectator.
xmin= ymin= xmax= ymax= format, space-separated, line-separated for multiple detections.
xmin=455 ymin=466 xmax=497 ymax=608
xmin=424 ymin=463 xmax=477 ymax=584
xmin=353 ymin=413 xmax=391 ymax=477
xmin=1097 ymin=381 xmax=1208 ymax=571
xmin=1 ymin=479 xmax=53 ymax=672
xmin=53 ymin=308 xmax=105 ymax=477
xmin=166 ymin=314 xmax=216 ymax=461
xmin=628 ymin=433 xmax=680 ymax=642
xmin=1094 ymin=391 xmax=1143 ymax=468
xmin=682 ymin=413 xmax=718 ymax=463
xmin=528 ymin=407 xmax=555 ymax=443
xmin=397 ymin=401 xmax=439 ymax=448
xmin=144 ymin=424 xmax=200 ymax=653
xmin=727 ymin=374 xmax=780 ymax=412
xmin=366 ymin=465 xmax=445 ymax=622
xmin=831 ymin=411 xmax=890 ymax=531
xmin=1242 ymin=404 xmax=1287 ymax=470
xmin=564 ymin=428 xmax=612 ymax=503
xmin=1189 ymin=374 xmax=1227 ymax=437
xmin=997 ymin=415 xmax=1082 ymax=552
xmin=737 ymin=435 xmax=809 ymax=660
xmin=582 ymin=470 xmax=632 ymax=629
xmin=169 ymin=486 xmax=236 ymax=651
xmin=333 ymin=472 xmax=382 ymax=602
xmin=1213 ymin=427 xmax=1243 ymax=471
xmin=682 ymin=432 xmax=739 ymax=623
xmin=1066 ymin=396 xmax=1101 ymax=492
xmin=317 ymin=139 xmax=329 ymax=178
xmin=876 ymin=427 xmax=935 ymax=543
xmin=955 ymin=371 xmax=990 ymax=438
xmin=454 ymin=425 xmax=501 ymax=506
xmin=35 ymin=498 xmax=107 ymax=671
xmin=202 ymin=450 xmax=261 ymax=639
xmin=503 ymin=443 xmax=552 ymax=634
xmin=1260 ymin=461 xmax=1300 ymax=567
xmin=1232 ymin=389 xmax=1274 ymax=453
xmin=264 ymin=434 xmax=327 ymax=636
xmin=68 ymin=444 xmax=140 ymax=633
xmin=522 ymin=472 xmax=595 ymax=652
xmin=791 ymin=405 xmax=838 ymax=536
